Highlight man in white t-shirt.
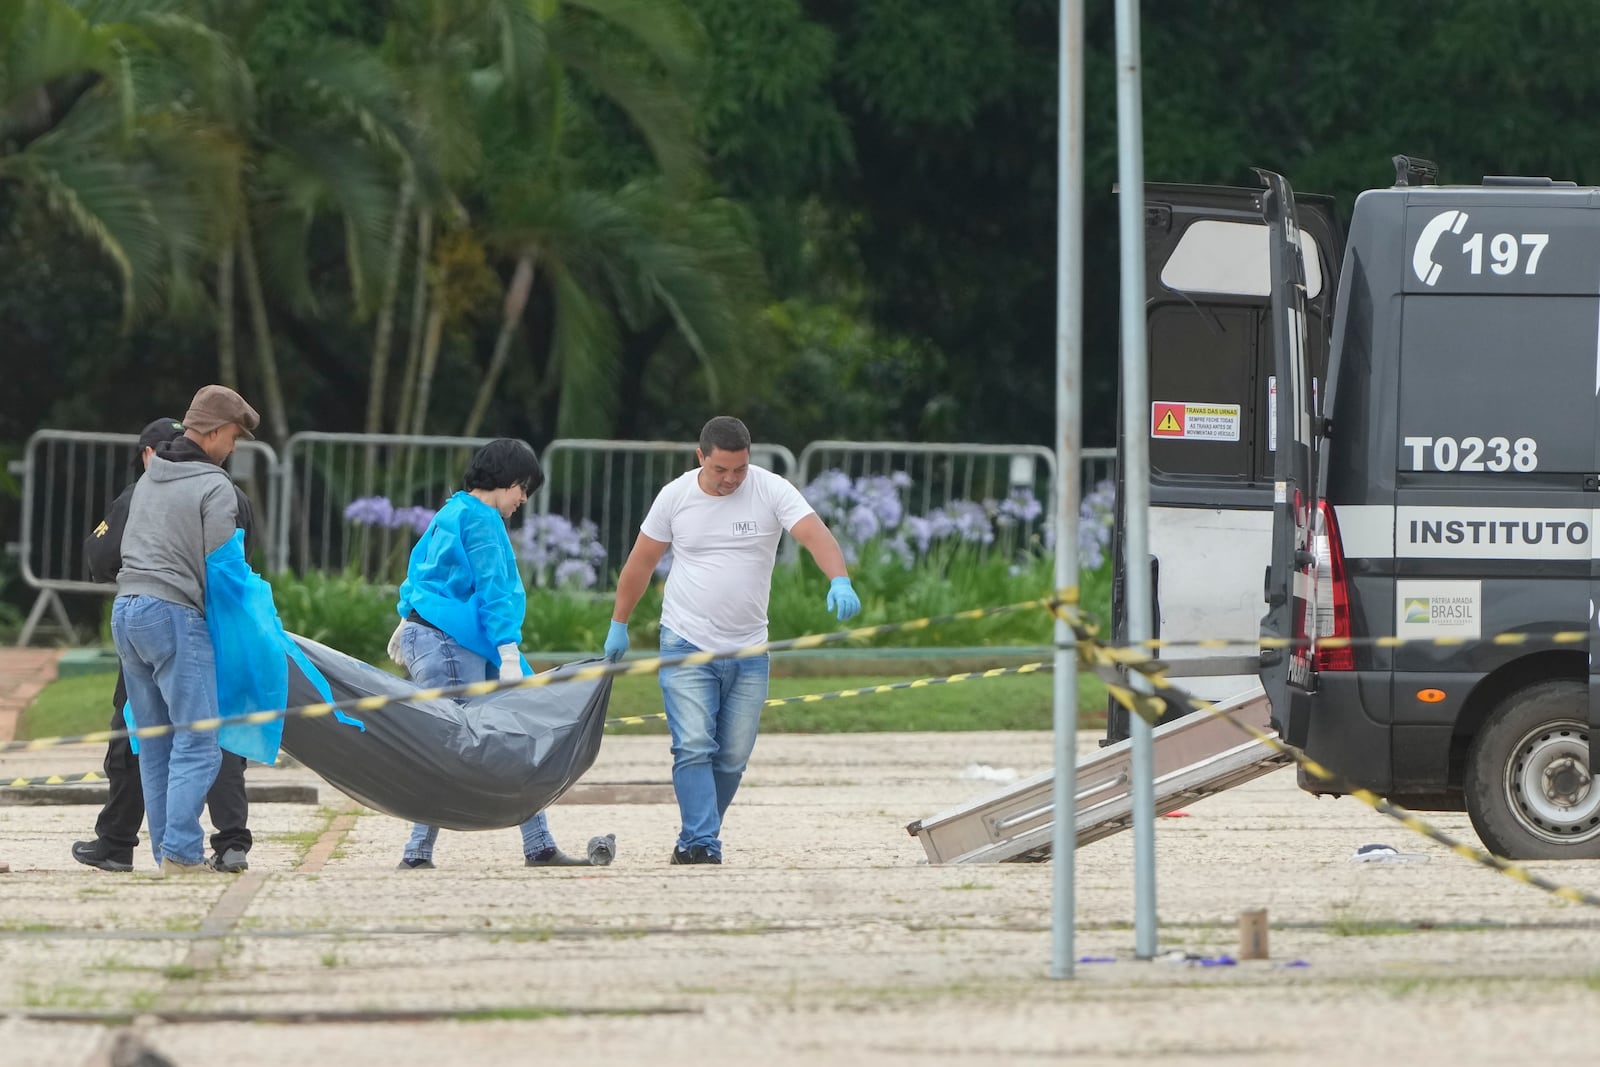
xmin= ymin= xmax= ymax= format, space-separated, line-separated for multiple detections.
xmin=603 ymin=416 xmax=861 ymax=865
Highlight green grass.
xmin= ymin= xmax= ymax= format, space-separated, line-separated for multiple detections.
xmin=608 ymin=670 xmax=1104 ymax=734
xmin=16 ymin=672 xmax=116 ymax=740
xmin=19 ymin=666 xmax=1106 ymax=741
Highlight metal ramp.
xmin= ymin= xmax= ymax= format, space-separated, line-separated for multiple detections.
xmin=906 ymin=688 xmax=1286 ymax=864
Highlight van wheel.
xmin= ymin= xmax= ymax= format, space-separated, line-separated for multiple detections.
xmin=1464 ymin=680 xmax=1600 ymax=860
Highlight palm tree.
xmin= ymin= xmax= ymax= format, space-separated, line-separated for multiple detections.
xmin=0 ymin=0 xmax=241 ymax=322
xmin=455 ymin=0 xmax=771 ymax=438
xmin=471 ymin=175 xmax=767 ymax=437
xmin=168 ymin=2 xmax=430 ymax=446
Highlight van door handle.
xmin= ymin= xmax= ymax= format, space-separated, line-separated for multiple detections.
xmin=1263 ymin=565 xmax=1285 ymax=606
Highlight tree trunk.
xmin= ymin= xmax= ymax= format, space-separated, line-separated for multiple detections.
xmin=216 ymin=242 xmax=237 ymax=388
xmin=237 ymin=219 xmax=290 ymax=446
xmin=393 ymin=208 xmax=434 ymax=436
xmin=462 ymin=249 xmax=538 ymax=438
xmin=409 ymin=295 xmax=447 ymax=437
xmin=364 ymin=180 xmax=414 ymax=436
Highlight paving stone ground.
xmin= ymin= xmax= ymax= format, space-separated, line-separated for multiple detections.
xmin=4 ymin=719 xmax=1600 ymax=1066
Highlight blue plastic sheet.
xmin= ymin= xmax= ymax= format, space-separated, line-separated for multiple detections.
xmin=205 ymin=530 xmax=336 ymax=764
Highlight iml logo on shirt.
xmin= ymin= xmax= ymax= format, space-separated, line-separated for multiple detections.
xmin=731 ymin=521 xmax=759 ymax=536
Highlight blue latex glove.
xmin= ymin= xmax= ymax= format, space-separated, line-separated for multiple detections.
xmin=603 ymin=619 xmax=630 ymax=661
xmin=825 ymin=576 xmax=861 ymax=622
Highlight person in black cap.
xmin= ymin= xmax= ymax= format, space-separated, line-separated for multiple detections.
xmin=70 ymin=416 xmax=257 ymax=873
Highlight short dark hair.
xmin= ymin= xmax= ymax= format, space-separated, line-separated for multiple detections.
xmin=463 ymin=438 xmax=544 ymax=495
xmin=699 ymin=416 xmax=751 ymax=455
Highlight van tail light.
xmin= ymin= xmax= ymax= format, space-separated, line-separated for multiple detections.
xmin=1312 ymin=501 xmax=1354 ymax=671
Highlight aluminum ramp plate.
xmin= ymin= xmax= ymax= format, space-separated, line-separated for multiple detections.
xmin=906 ymin=688 xmax=1286 ymax=864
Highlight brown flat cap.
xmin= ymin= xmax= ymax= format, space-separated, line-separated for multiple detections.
xmin=183 ymin=385 xmax=260 ymax=440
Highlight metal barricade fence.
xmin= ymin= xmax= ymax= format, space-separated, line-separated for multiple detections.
xmin=7 ymin=429 xmax=278 ymax=644
xmin=276 ymin=432 xmax=508 ymax=584
xmin=796 ymin=441 xmax=1061 ymax=554
xmin=1082 ymin=446 xmax=1117 ymax=491
xmin=536 ymin=440 xmax=798 ymax=591
xmin=8 ymin=431 xmax=1101 ymax=642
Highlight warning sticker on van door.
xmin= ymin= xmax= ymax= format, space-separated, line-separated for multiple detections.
xmin=1151 ymin=402 xmax=1240 ymax=441
xmin=1396 ymin=580 xmax=1481 ymax=641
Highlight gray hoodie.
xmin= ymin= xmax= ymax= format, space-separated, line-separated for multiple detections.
xmin=116 ymin=437 xmax=240 ymax=613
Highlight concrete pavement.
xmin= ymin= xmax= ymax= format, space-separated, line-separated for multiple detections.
xmin=5 ymin=708 xmax=1600 ymax=1064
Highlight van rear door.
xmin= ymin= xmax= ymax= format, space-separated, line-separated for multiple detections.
xmin=1254 ymin=169 xmax=1320 ymax=742
xmin=1106 ymin=174 xmax=1339 ymax=741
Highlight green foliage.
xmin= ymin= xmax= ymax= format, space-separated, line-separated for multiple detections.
xmin=0 ymin=0 xmax=243 ymax=321
xmin=264 ymin=544 xmax=1105 ymax=663
xmin=269 ymin=569 xmax=395 ymax=663
xmin=521 ymin=583 xmax=661 ymax=653
xmin=746 ymin=299 xmax=954 ymax=447
xmin=690 ymin=0 xmax=851 ymax=198
xmin=19 ymin=0 xmax=1600 ymax=458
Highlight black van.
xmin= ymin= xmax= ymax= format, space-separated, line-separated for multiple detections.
xmin=1130 ymin=158 xmax=1600 ymax=860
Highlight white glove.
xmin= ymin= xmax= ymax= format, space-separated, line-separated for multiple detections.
xmin=497 ymin=643 xmax=524 ymax=682
xmin=387 ymin=621 xmax=408 ymax=669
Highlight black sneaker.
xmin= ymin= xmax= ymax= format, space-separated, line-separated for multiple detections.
xmin=208 ymin=848 xmax=249 ymax=873
xmin=71 ymin=839 xmax=133 ymax=873
xmin=669 ymin=845 xmax=722 ymax=865
xmin=396 ymin=857 xmax=436 ymax=870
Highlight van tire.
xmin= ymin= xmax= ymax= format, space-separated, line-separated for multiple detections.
xmin=1464 ymin=680 xmax=1600 ymax=860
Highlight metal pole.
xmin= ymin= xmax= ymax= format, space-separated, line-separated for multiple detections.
xmin=1113 ymin=0 xmax=1158 ymax=960
xmin=1049 ymin=0 xmax=1085 ymax=981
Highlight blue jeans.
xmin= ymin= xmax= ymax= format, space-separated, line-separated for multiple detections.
xmin=110 ymin=595 xmax=223 ymax=867
xmin=659 ymin=625 xmax=770 ymax=855
xmin=398 ymin=623 xmax=556 ymax=862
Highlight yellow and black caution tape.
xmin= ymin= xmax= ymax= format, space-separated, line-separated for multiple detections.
xmin=1088 ymin=626 xmax=1594 ymax=656
xmin=4 ymin=770 xmax=107 ymax=789
xmin=1049 ymin=601 xmax=1600 ymax=909
xmin=2 ymin=597 xmax=1063 ymax=755
xmin=604 ymin=661 xmax=1053 ymax=727
xmin=8 ymin=663 xmax=1058 ymax=785
xmin=10 ymin=581 xmax=1596 ymax=909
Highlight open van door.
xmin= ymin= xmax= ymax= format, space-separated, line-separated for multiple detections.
xmin=1105 ymin=173 xmax=1341 ymax=742
xmin=1254 ymin=169 xmax=1319 ymax=745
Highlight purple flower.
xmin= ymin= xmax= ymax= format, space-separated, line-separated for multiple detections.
xmin=344 ymin=496 xmax=395 ymax=527
xmin=903 ymin=516 xmax=934 ymax=554
xmin=946 ymin=501 xmax=995 ymax=545
xmin=801 ymin=470 xmax=856 ymax=523
xmin=853 ymin=475 xmax=905 ymax=529
xmin=514 ymin=513 xmax=607 ymax=590
xmin=1077 ymin=479 xmax=1117 ymax=568
xmin=393 ymin=505 xmax=437 ymax=535
xmin=846 ymin=503 xmax=881 ymax=543
xmin=554 ymin=559 xmax=598 ymax=590
xmin=998 ymin=488 xmax=1043 ymax=525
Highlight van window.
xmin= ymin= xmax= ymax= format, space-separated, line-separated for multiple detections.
xmin=1161 ymin=220 xmax=1325 ymax=299
xmin=1148 ymin=301 xmax=1330 ymax=487
xmin=1148 ymin=305 xmax=1259 ymax=482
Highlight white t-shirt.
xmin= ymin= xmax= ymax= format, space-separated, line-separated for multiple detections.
xmin=641 ymin=464 xmax=815 ymax=652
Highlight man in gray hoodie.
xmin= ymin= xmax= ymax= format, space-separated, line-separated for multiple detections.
xmin=111 ymin=385 xmax=261 ymax=875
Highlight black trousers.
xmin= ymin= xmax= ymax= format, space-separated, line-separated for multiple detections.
xmin=94 ymin=681 xmax=253 ymax=859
